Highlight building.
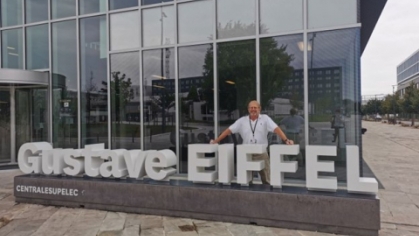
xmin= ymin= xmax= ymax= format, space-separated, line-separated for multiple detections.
xmin=397 ymin=49 xmax=419 ymax=95
xmin=0 ymin=0 xmax=386 ymax=180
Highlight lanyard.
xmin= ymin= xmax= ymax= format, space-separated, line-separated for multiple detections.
xmin=249 ymin=117 xmax=259 ymax=138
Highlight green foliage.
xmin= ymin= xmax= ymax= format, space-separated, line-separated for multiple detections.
xmin=382 ymin=92 xmax=401 ymax=114
xmin=362 ymin=98 xmax=383 ymax=115
xmin=102 ymin=71 xmax=134 ymax=122
xmin=201 ymin=23 xmax=294 ymax=118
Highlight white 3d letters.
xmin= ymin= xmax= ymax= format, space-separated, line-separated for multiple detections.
xmin=83 ymin=144 xmax=105 ymax=177
xmin=124 ymin=150 xmax=151 ymax=179
xmin=188 ymin=144 xmax=218 ymax=182
xmin=16 ymin=142 xmax=379 ymax=195
xmin=346 ymin=146 xmax=378 ymax=194
xmin=237 ymin=144 xmax=267 ymax=184
xmin=218 ymin=144 xmax=234 ymax=184
xmin=306 ymin=146 xmax=337 ymax=192
xmin=145 ymin=150 xmax=177 ymax=181
xmin=18 ymin=142 xmax=52 ymax=174
xmin=270 ymin=145 xmax=299 ymax=188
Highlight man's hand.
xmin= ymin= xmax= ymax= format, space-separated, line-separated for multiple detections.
xmin=286 ymin=139 xmax=294 ymax=145
xmin=210 ymin=139 xmax=217 ymax=144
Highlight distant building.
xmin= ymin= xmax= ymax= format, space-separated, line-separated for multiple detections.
xmin=397 ymin=49 xmax=419 ymax=95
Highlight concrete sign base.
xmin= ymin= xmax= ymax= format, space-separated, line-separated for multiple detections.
xmin=14 ymin=175 xmax=380 ymax=236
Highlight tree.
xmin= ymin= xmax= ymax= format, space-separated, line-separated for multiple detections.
xmin=201 ymin=24 xmax=294 ymax=119
xmin=361 ymin=99 xmax=383 ymax=115
xmin=399 ymin=82 xmax=419 ymax=126
xmin=102 ymin=71 xmax=134 ymax=123
xmin=382 ymin=92 xmax=401 ymax=115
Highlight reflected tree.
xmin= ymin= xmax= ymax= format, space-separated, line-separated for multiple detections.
xmin=102 ymin=71 xmax=134 ymax=123
xmin=201 ymin=26 xmax=294 ymax=118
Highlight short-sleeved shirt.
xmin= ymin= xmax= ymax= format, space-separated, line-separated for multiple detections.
xmin=229 ymin=114 xmax=278 ymax=144
xmin=280 ymin=115 xmax=304 ymax=133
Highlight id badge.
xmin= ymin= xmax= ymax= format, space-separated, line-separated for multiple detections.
xmin=250 ymin=138 xmax=257 ymax=144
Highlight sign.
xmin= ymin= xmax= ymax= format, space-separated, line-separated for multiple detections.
xmin=18 ymin=142 xmax=378 ymax=195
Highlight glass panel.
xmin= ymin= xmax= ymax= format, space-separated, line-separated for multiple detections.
xmin=80 ymin=15 xmax=108 ymax=148
xmin=178 ymin=0 xmax=213 ymax=43
xmin=142 ymin=6 xmax=175 ymax=47
xmin=308 ymin=28 xmax=361 ymax=182
xmin=15 ymin=89 xmax=31 ymax=155
xmin=1 ymin=0 xmax=22 ymax=27
xmin=1 ymin=28 xmax=23 ymax=69
xmin=178 ymin=44 xmax=214 ymax=173
xmin=31 ymin=88 xmax=48 ymax=142
xmin=25 ymin=0 xmax=48 ymax=23
xmin=110 ymin=11 xmax=139 ymax=51
xmin=308 ymin=0 xmax=357 ymax=29
xmin=142 ymin=0 xmax=172 ymax=5
xmin=0 ymin=90 xmax=11 ymax=163
xmin=260 ymin=0 xmax=303 ymax=34
xmin=52 ymin=0 xmax=76 ymax=19
xmin=109 ymin=0 xmax=137 ymax=10
xmin=79 ymin=0 xmax=106 ymax=15
xmin=52 ymin=20 xmax=78 ymax=148
xmin=217 ymin=0 xmax=255 ymax=39
xmin=261 ymin=34 xmax=305 ymax=179
xmin=26 ymin=24 xmax=49 ymax=70
xmin=110 ymin=52 xmax=141 ymax=149
xmin=217 ymin=40 xmax=256 ymax=142
xmin=142 ymin=48 xmax=175 ymax=151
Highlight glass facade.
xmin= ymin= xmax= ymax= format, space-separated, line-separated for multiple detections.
xmin=0 ymin=0 xmax=364 ymax=184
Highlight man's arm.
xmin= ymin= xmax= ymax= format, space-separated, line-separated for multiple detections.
xmin=273 ymin=127 xmax=294 ymax=145
xmin=210 ymin=128 xmax=232 ymax=144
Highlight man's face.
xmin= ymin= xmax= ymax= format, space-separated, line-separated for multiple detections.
xmin=248 ymin=102 xmax=260 ymax=118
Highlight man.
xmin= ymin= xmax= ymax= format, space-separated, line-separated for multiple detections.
xmin=210 ymin=100 xmax=293 ymax=184
xmin=280 ymin=108 xmax=307 ymax=165
xmin=280 ymin=108 xmax=304 ymax=144
xmin=331 ymin=109 xmax=344 ymax=143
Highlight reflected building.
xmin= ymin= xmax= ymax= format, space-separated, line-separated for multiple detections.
xmin=0 ymin=0 xmax=387 ymax=182
xmin=397 ymin=49 xmax=419 ymax=95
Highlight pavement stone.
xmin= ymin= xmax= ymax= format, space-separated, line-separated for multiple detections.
xmin=0 ymin=122 xmax=419 ymax=235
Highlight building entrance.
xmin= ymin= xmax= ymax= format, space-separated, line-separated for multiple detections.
xmin=0 ymin=69 xmax=49 ymax=166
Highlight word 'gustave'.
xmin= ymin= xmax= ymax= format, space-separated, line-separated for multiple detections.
xmin=18 ymin=142 xmax=378 ymax=195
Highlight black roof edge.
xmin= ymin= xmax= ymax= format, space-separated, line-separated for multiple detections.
xmin=361 ymin=0 xmax=388 ymax=55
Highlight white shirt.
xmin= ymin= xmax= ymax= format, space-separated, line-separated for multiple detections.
xmin=229 ymin=114 xmax=278 ymax=144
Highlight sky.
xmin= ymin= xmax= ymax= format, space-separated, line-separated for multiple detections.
xmin=361 ymin=0 xmax=419 ymax=96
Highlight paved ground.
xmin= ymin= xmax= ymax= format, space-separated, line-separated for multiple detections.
xmin=1 ymin=121 xmax=419 ymax=235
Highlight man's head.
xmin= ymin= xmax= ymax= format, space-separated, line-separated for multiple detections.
xmin=290 ymin=108 xmax=297 ymax=116
xmin=248 ymin=100 xmax=261 ymax=119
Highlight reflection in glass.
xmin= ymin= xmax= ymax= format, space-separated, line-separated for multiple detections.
xmin=110 ymin=11 xmax=139 ymax=51
xmin=142 ymin=6 xmax=175 ymax=47
xmin=178 ymin=0 xmax=213 ymax=43
xmin=80 ymin=16 xmax=108 ymax=148
xmin=52 ymin=20 xmax=78 ymax=148
xmin=308 ymin=28 xmax=361 ymax=182
xmin=261 ymin=34 xmax=305 ymax=179
xmin=178 ymin=44 xmax=214 ymax=173
xmin=142 ymin=0 xmax=172 ymax=5
xmin=1 ymin=28 xmax=23 ymax=69
xmin=260 ymin=0 xmax=303 ymax=34
xmin=79 ymin=0 xmax=106 ymax=15
xmin=217 ymin=40 xmax=256 ymax=142
xmin=0 ymin=90 xmax=11 ymax=163
xmin=109 ymin=0 xmax=138 ymax=10
xmin=110 ymin=52 xmax=141 ymax=149
xmin=1 ymin=0 xmax=22 ymax=27
xmin=14 ymin=88 xmax=48 ymax=158
xmin=26 ymin=24 xmax=49 ymax=70
xmin=142 ymin=48 xmax=175 ymax=151
xmin=217 ymin=0 xmax=255 ymax=39
xmin=52 ymin=0 xmax=76 ymax=19
xmin=308 ymin=0 xmax=357 ymax=29
xmin=25 ymin=0 xmax=48 ymax=23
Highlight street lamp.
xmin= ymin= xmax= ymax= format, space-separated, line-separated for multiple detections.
xmin=392 ymin=85 xmax=397 ymax=125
